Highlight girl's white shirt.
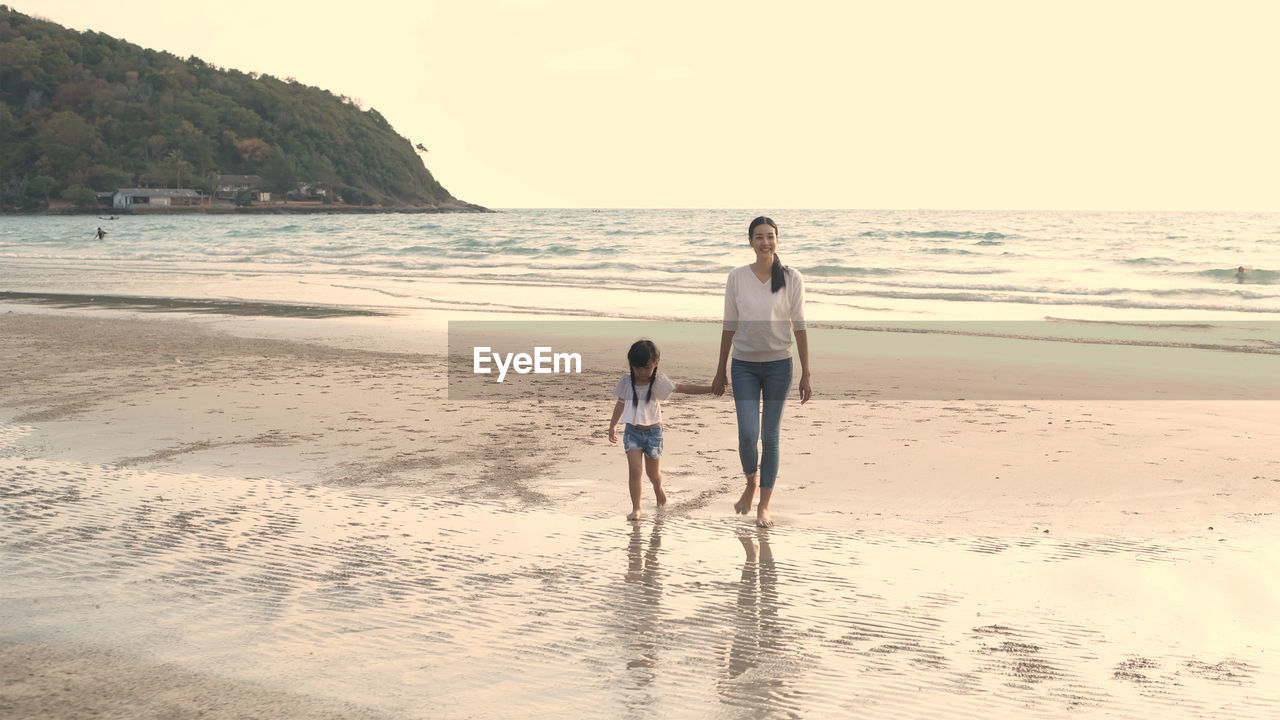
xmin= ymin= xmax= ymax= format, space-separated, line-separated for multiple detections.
xmin=722 ymin=265 xmax=806 ymax=361
xmin=613 ymin=372 xmax=677 ymax=425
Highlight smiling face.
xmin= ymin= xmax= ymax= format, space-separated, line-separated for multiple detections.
xmin=749 ymin=218 xmax=778 ymax=263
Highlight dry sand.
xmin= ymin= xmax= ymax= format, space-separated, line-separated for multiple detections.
xmin=2 ymin=308 xmax=1279 ymax=718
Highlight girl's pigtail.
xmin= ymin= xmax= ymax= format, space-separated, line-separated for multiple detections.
xmin=630 ymin=367 xmax=639 ymax=406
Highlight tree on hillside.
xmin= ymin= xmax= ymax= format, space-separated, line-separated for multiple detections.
xmin=166 ymin=149 xmax=191 ymax=188
xmin=27 ymin=175 xmax=57 ymax=204
xmin=34 ymin=111 xmax=101 ymax=179
xmin=0 ymin=6 xmax=471 ymax=210
xmin=234 ymin=137 xmax=271 ymax=166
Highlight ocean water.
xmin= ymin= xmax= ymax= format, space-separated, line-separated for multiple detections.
xmin=2 ymin=209 xmax=1279 ymax=322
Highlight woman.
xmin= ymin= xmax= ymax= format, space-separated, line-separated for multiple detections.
xmin=712 ymin=216 xmax=812 ymax=527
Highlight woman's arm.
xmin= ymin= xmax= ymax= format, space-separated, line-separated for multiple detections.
xmin=795 ymin=329 xmax=812 ymax=404
xmin=790 ymin=269 xmax=811 ymax=404
xmin=714 ymin=270 xmax=738 ymax=397
xmin=712 ymin=329 xmax=734 ymax=396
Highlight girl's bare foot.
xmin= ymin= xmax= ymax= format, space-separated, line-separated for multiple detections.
xmin=652 ymin=481 xmax=667 ymax=507
xmin=627 ymin=509 xmax=642 ymax=522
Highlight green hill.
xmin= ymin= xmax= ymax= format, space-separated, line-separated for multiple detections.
xmin=0 ymin=6 xmax=481 ymax=211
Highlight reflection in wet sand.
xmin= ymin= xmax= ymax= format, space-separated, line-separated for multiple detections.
xmin=3 ymin=446 xmax=1278 ymax=719
xmin=720 ymin=528 xmax=803 ymax=718
xmin=622 ymin=516 xmax=663 ymax=690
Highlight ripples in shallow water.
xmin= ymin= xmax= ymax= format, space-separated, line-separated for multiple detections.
xmin=2 ymin=441 xmax=1277 ymax=719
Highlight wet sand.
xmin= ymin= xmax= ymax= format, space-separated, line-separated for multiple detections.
xmin=2 ymin=308 xmax=1279 ymax=718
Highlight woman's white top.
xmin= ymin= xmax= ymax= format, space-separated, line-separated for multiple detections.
xmin=614 ymin=372 xmax=677 ymax=425
xmin=722 ymin=265 xmax=806 ymax=361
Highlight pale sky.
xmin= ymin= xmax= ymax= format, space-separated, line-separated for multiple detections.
xmin=24 ymin=1 xmax=1280 ymax=210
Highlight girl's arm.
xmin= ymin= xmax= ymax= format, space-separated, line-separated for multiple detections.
xmin=795 ymin=329 xmax=812 ymax=404
xmin=711 ymin=329 xmax=734 ymax=396
xmin=675 ymin=382 xmax=714 ymax=395
xmin=607 ymin=400 xmax=624 ymax=442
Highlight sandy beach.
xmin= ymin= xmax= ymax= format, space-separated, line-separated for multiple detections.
xmin=3 ymin=306 xmax=1279 ymax=718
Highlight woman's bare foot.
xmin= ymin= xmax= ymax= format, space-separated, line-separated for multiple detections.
xmin=626 ymin=509 xmax=642 ymax=522
xmin=755 ymin=487 xmax=774 ymax=527
xmin=756 ymin=507 xmax=773 ymax=528
xmin=734 ymin=476 xmax=758 ymax=515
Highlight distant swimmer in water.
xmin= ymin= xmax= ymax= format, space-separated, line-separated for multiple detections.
xmin=95 ymin=227 xmax=108 ymax=240
xmin=1236 ymin=266 xmax=1247 ymax=283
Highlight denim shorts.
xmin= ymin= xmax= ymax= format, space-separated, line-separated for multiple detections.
xmin=623 ymin=424 xmax=663 ymax=459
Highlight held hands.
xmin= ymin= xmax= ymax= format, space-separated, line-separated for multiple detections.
xmin=711 ymin=371 xmax=727 ymax=396
xmin=709 ymin=370 xmax=808 ymax=402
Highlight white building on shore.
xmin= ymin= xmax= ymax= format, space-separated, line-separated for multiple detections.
xmin=112 ymin=188 xmax=206 ymax=209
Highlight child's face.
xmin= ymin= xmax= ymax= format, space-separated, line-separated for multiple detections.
xmin=632 ymin=360 xmax=656 ymax=382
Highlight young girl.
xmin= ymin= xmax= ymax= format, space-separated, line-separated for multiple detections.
xmin=608 ymin=339 xmax=713 ymax=521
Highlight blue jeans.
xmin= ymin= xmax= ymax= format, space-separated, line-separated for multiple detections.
xmin=731 ymin=357 xmax=792 ymax=489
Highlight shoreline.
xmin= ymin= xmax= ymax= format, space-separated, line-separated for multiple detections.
xmin=2 ymin=203 xmax=494 ymax=216
xmin=3 ymin=308 xmax=1276 ymax=532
